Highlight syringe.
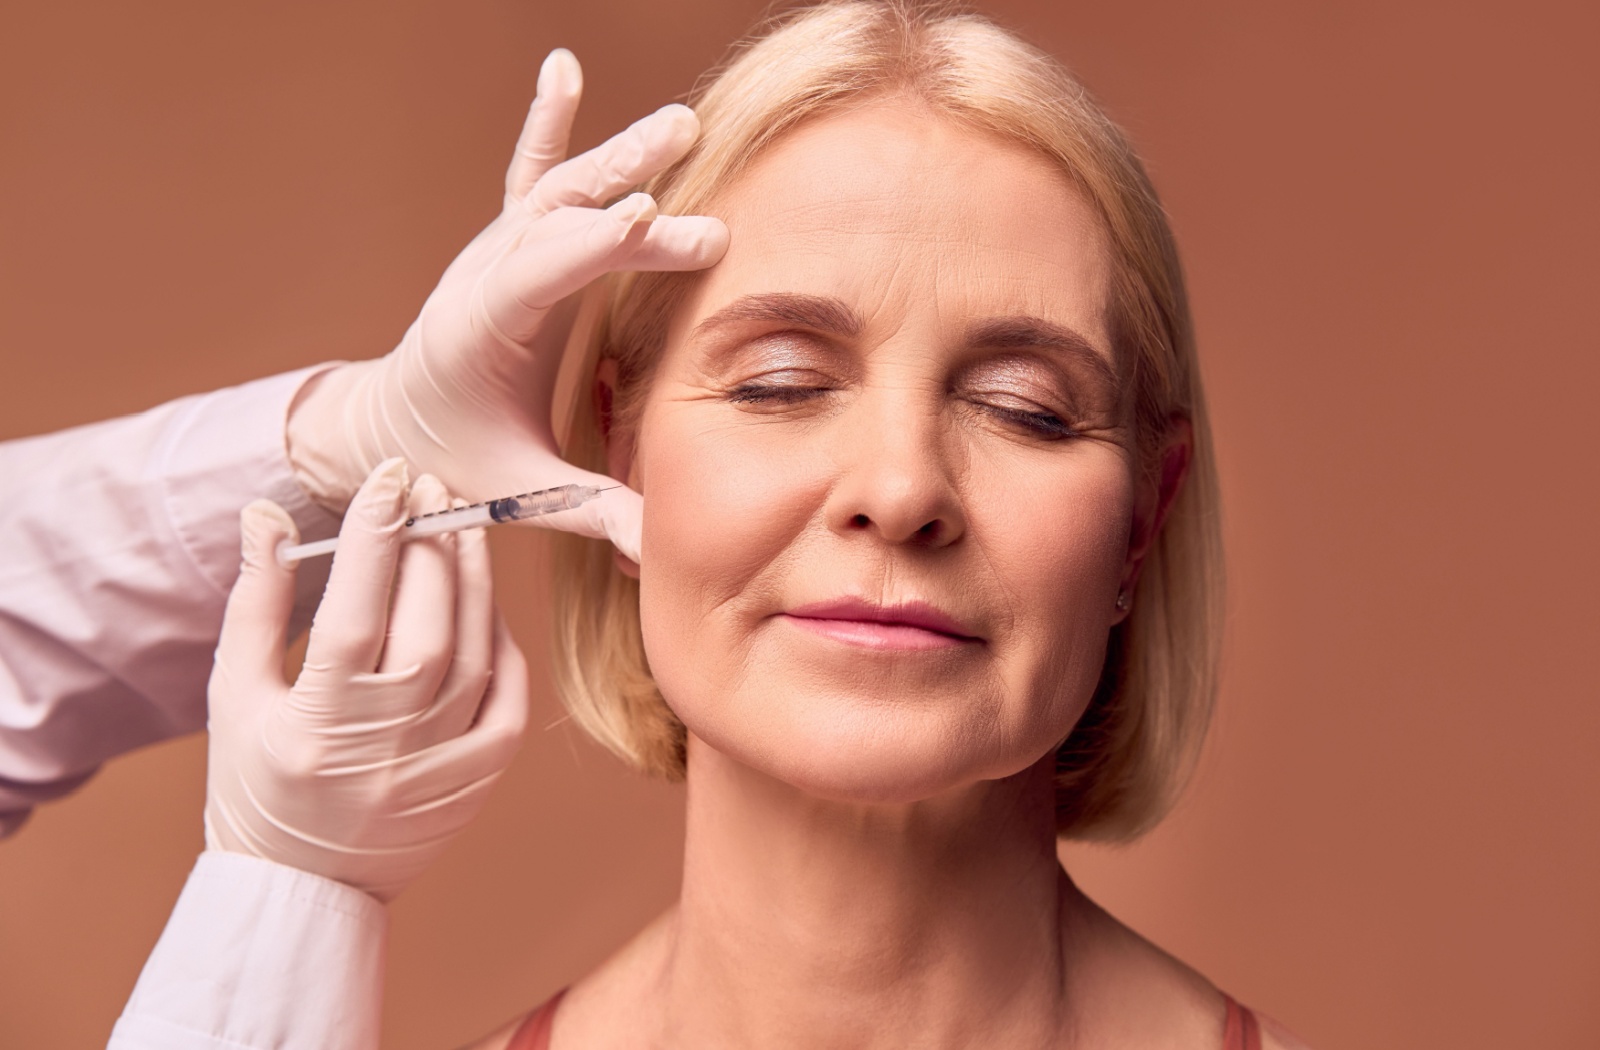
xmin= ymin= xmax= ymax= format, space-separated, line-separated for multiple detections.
xmin=276 ymin=483 xmax=614 ymax=565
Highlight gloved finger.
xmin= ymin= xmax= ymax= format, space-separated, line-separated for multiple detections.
xmin=303 ymin=458 xmax=410 ymax=675
xmin=611 ymin=214 xmax=730 ymax=272
xmin=504 ymin=49 xmax=582 ymax=203
xmin=525 ymin=103 xmax=698 ymax=215
xmin=397 ymin=616 xmax=529 ymax=800
xmin=478 ymin=193 xmax=658 ymax=344
xmin=214 ymin=500 xmax=301 ymax=691
xmin=415 ymin=506 xmax=495 ymax=746
xmin=507 ymin=204 xmax=726 ymax=270
xmin=378 ymin=474 xmax=458 ymax=686
xmin=519 ymin=482 xmax=643 ymax=565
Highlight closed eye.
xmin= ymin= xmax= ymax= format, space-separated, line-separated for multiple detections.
xmin=720 ymin=369 xmax=832 ymax=406
xmin=977 ymin=401 xmax=1079 ymax=439
xmin=726 ymin=381 xmax=829 ymax=405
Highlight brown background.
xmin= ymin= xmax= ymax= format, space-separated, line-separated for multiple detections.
xmin=1 ymin=1 xmax=1596 ymax=1047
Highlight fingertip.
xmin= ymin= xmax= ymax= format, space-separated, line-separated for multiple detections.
xmin=538 ymin=47 xmax=582 ymax=101
xmin=240 ymin=499 xmax=298 ymax=570
xmin=408 ymin=472 xmax=452 ymax=514
xmin=351 ymin=458 xmax=410 ymax=533
xmin=406 ymin=475 xmax=456 ymax=557
xmin=656 ymin=102 xmax=699 ymax=136
xmin=613 ymin=547 xmax=642 ymax=580
xmin=607 ymin=191 xmax=658 ymax=227
xmin=622 ymin=214 xmax=729 ymax=272
xmin=695 ymin=215 xmax=731 ymax=263
xmin=648 ymin=104 xmax=700 ymax=162
xmin=242 ymin=498 xmax=296 ymax=537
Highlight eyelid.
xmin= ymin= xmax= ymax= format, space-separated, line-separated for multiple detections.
xmin=720 ymin=329 xmax=848 ymax=387
xmin=961 ymin=357 xmax=1089 ymax=415
xmin=959 ymin=389 xmax=1077 ymax=436
xmin=732 ymin=365 xmax=831 ymax=388
xmin=711 ymin=328 xmax=850 ymax=373
xmin=964 ymin=382 xmax=1077 ymax=418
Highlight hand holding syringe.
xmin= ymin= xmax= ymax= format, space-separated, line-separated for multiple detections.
xmin=276 ymin=483 xmax=617 ymax=566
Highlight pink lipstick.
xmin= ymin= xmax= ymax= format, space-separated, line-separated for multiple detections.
xmin=780 ymin=598 xmax=980 ymax=651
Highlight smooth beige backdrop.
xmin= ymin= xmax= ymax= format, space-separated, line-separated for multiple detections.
xmin=2 ymin=1 xmax=1596 ymax=1047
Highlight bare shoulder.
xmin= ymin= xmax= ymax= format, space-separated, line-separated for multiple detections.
xmin=539 ymin=908 xmax=679 ymax=1049
xmin=1059 ymin=883 xmax=1229 ymax=1046
xmin=448 ymin=910 xmax=676 ymax=1050
xmin=1061 ymin=878 xmax=1317 ymax=1049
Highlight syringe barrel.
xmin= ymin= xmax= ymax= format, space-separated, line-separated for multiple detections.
xmin=493 ymin=485 xmax=589 ymax=522
xmin=488 ymin=496 xmax=525 ymax=523
xmin=405 ymin=503 xmax=494 ymax=536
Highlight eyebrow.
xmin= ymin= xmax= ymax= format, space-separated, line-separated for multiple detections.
xmin=690 ymin=293 xmax=1117 ymax=386
xmin=691 ymin=292 xmax=865 ymax=341
xmin=963 ymin=315 xmax=1120 ymax=389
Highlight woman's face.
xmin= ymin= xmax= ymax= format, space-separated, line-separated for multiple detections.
xmin=616 ymin=100 xmax=1143 ymax=803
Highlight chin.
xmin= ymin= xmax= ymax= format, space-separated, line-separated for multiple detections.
xmin=679 ymin=692 xmax=1051 ymax=807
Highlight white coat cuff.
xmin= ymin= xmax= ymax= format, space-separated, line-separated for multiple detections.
xmin=109 ymin=852 xmax=386 ymax=1050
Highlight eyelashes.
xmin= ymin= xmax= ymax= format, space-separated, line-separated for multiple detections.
xmin=723 ymin=382 xmax=1081 ymax=440
xmin=726 ymin=382 xmax=816 ymax=405
xmin=976 ymin=402 xmax=1079 ymax=438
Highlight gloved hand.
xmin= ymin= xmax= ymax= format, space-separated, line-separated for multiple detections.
xmin=285 ymin=49 xmax=729 ymax=565
xmin=205 ymin=458 xmax=529 ymax=901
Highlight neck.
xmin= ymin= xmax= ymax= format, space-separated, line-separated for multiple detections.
xmin=657 ymin=735 xmax=1078 ymax=1049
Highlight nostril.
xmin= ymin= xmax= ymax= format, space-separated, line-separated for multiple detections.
xmin=917 ymin=520 xmax=939 ymax=538
xmin=851 ymin=513 xmax=870 ymax=527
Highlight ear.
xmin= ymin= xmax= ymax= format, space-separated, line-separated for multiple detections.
xmin=593 ymin=358 xmax=641 ymax=580
xmin=1116 ymin=414 xmax=1192 ymax=623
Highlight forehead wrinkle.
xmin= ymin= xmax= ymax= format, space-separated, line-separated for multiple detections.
xmin=757 ymin=190 xmax=903 ymax=227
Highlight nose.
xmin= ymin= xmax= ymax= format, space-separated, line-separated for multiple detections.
xmin=822 ymin=384 xmax=967 ymax=548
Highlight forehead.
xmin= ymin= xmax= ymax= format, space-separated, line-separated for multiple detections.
xmin=678 ymin=99 xmax=1117 ymax=348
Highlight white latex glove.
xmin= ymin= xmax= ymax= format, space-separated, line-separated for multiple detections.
xmin=205 ymin=458 xmax=529 ymax=901
xmin=286 ymin=49 xmax=729 ymax=565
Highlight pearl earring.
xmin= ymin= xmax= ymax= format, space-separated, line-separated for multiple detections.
xmin=1115 ymin=589 xmax=1130 ymax=612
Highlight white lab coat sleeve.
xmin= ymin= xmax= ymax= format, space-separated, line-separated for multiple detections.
xmin=0 ymin=367 xmax=341 ymax=835
xmin=108 ymin=852 xmax=387 ymax=1050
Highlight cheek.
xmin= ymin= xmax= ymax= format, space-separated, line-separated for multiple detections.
xmin=957 ymin=449 xmax=1134 ymax=759
xmin=992 ymin=455 xmax=1132 ymax=618
xmin=638 ymin=408 xmax=829 ymax=581
xmin=633 ymin=406 xmax=831 ymax=698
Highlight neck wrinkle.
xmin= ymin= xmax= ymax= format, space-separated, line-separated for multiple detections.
xmin=658 ymin=733 xmax=1078 ymax=1049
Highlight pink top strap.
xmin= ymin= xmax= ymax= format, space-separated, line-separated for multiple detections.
xmin=505 ymin=988 xmax=566 ymax=1050
xmin=1223 ymin=993 xmax=1263 ymax=1050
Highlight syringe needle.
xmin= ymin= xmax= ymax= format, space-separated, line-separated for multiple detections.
xmin=275 ymin=482 xmax=614 ymax=566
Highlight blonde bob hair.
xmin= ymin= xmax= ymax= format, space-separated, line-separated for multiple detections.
xmin=550 ymin=0 xmax=1223 ymax=841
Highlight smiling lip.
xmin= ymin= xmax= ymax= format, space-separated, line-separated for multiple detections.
xmin=780 ymin=598 xmax=981 ymax=651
